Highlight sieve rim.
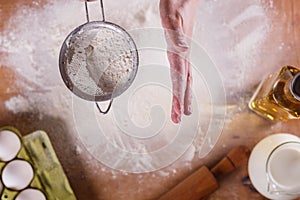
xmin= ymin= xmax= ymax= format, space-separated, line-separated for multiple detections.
xmin=59 ymin=21 xmax=139 ymax=102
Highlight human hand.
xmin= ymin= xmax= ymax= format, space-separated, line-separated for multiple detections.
xmin=159 ymin=0 xmax=199 ymax=123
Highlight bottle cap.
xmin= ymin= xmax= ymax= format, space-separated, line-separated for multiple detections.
xmin=291 ymin=73 xmax=300 ymax=101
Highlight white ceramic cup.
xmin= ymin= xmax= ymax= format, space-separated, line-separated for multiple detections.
xmin=248 ymin=133 xmax=300 ymax=200
xmin=267 ymin=142 xmax=300 ymax=194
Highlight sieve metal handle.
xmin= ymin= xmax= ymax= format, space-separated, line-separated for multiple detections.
xmin=85 ymin=0 xmax=106 ymax=23
xmin=100 ymin=0 xmax=105 ymax=22
xmin=95 ymin=99 xmax=113 ymax=114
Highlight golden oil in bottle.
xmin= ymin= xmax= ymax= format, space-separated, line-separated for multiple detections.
xmin=249 ymin=66 xmax=300 ymax=121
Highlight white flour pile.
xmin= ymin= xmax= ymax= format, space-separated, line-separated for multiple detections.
xmin=66 ymin=26 xmax=134 ymax=95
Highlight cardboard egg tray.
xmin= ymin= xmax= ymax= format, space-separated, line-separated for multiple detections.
xmin=0 ymin=126 xmax=76 ymax=200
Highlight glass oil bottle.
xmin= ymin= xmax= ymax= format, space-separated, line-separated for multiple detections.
xmin=249 ymin=65 xmax=300 ymax=121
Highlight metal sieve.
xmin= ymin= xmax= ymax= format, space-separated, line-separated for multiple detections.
xmin=59 ymin=0 xmax=139 ymax=114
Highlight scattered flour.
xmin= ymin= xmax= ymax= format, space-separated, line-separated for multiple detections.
xmin=4 ymin=95 xmax=32 ymax=114
xmin=1 ymin=0 xmax=191 ymax=175
xmin=0 ymin=0 xmax=277 ymax=199
xmin=195 ymin=0 xmax=270 ymax=105
xmin=1 ymin=0 xmax=272 ymax=181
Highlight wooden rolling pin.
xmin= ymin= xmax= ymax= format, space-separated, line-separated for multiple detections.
xmin=159 ymin=146 xmax=250 ymax=200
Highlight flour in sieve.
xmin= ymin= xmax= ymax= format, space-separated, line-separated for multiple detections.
xmin=66 ymin=27 xmax=134 ymax=96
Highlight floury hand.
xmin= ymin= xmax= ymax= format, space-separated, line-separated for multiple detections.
xmin=160 ymin=0 xmax=199 ymax=123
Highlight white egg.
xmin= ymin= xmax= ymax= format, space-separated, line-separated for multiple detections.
xmin=0 ymin=130 xmax=22 ymax=162
xmin=15 ymin=189 xmax=46 ymax=200
xmin=2 ymin=160 xmax=34 ymax=190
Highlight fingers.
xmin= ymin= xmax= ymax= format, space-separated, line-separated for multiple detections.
xmin=168 ymin=52 xmax=192 ymax=122
xmin=176 ymin=0 xmax=198 ymax=116
xmin=167 ymin=51 xmax=187 ymax=123
xmin=184 ymin=61 xmax=192 ymax=115
xmin=172 ymin=95 xmax=182 ymax=123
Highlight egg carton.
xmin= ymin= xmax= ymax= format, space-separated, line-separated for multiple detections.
xmin=0 ymin=126 xmax=76 ymax=200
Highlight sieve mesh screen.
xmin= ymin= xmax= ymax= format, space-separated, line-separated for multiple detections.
xmin=59 ymin=22 xmax=138 ymax=102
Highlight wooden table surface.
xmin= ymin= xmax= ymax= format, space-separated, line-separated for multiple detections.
xmin=1 ymin=0 xmax=300 ymax=199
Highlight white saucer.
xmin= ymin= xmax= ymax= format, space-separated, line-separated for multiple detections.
xmin=248 ymin=133 xmax=300 ymax=200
